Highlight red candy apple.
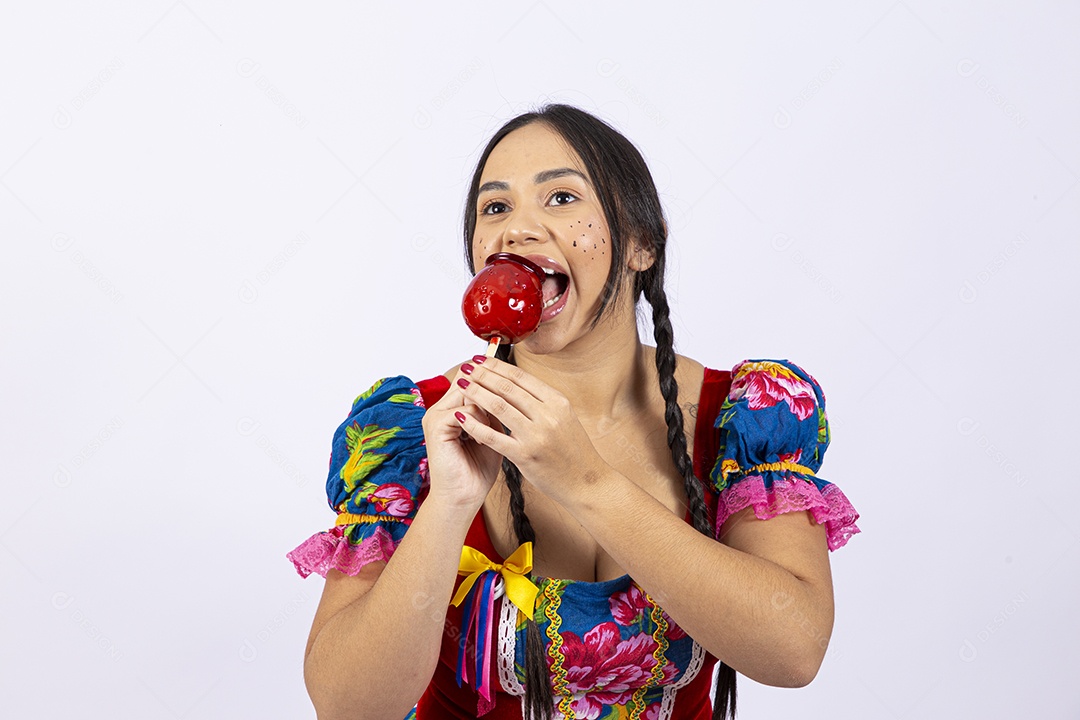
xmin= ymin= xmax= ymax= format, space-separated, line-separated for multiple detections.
xmin=462 ymin=253 xmax=547 ymax=344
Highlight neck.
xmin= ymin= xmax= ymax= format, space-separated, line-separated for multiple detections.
xmin=511 ymin=304 xmax=655 ymax=422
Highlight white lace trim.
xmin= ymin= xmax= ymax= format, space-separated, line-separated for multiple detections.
xmin=658 ymin=639 xmax=705 ymax=720
xmin=497 ymin=592 xmax=525 ymax=697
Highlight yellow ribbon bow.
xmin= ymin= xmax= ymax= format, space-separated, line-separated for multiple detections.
xmin=451 ymin=543 xmax=540 ymax=618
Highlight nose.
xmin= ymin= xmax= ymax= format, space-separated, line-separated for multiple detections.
xmin=500 ymin=206 xmax=549 ymax=249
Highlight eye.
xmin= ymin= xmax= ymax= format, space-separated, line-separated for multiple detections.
xmin=480 ymin=200 xmax=509 ymax=215
xmin=548 ymin=190 xmax=578 ymax=207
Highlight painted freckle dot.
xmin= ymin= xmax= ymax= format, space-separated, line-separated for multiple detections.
xmin=573 ymin=241 xmax=577 ymax=247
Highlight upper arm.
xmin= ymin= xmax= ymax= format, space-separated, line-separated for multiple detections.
xmin=304 ymin=561 xmax=387 ymax=661
xmin=718 ymin=506 xmax=836 ymax=682
xmin=719 ymin=506 xmax=834 ymax=604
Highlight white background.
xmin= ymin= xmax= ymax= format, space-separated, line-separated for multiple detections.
xmin=2 ymin=2 xmax=1078 ymax=718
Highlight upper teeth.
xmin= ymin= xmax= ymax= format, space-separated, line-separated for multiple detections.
xmin=542 ymin=267 xmax=563 ymax=309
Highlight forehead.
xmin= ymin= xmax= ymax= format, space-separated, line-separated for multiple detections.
xmin=479 ymin=123 xmax=589 ymax=184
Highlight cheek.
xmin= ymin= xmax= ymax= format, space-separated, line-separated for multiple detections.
xmin=471 ymin=235 xmax=492 ymax=272
xmin=568 ymin=216 xmax=610 ymax=262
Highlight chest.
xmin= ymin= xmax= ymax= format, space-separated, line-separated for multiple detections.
xmin=439 ymin=572 xmax=709 ymax=720
xmin=482 ymin=373 xmax=705 ymax=582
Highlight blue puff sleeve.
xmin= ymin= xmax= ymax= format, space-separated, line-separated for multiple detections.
xmin=710 ymin=359 xmax=859 ymax=550
xmin=287 ymin=376 xmax=429 ymax=578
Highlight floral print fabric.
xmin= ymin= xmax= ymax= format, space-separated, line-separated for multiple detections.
xmin=286 ymin=376 xmax=429 ymax=579
xmin=288 ymin=359 xmax=859 ymax=718
xmin=518 ymin=576 xmax=698 ymax=720
xmin=711 ymin=359 xmax=859 ymax=550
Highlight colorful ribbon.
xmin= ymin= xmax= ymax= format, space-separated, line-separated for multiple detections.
xmin=450 ymin=543 xmax=540 ymax=714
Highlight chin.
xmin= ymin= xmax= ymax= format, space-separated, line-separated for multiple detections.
xmin=514 ymin=331 xmax=563 ymax=357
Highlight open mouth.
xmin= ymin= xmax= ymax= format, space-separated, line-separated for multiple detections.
xmin=541 ymin=268 xmax=569 ymax=310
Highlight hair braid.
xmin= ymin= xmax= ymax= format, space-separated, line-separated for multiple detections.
xmin=641 ymin=274 xmax=710 ymax=536
xmin=465 ymin=105 xmax=738 ymax=718
xmin=497 ymin=346 xmax=554 ymax=720
xmin=641 ymin=270 xmax=738 ymax=720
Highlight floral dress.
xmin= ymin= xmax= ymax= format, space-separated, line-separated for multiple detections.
xmin=287 ymin=359 xmax=860 ymax=720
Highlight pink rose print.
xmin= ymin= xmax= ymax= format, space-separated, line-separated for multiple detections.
xmin=417 ymin=457 xmax=430 ymax=488
xmin=369 ymin=483 xmax=414 ymax=517
xmin=731 ymin=363 xmax=816 ymax=422
xmin=609 ymin=584 xmax=650 ymax=625
xmin=643 ymin=703 xmax=663 ymax=720
xmin=553 ymin=622 xmax=679 ymax=719
xmin=779 ymin=448 xmax=803 ymax=465
xmin=410 ymin=388 xmax=425 ymax=408
xmin=609 ymin=585 xmax=686 ymax=640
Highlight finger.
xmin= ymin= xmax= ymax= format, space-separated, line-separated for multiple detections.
xmin=460 ymin=401 xmax=501 ymax=432
xmin=468 ymin=355 xmax=559 ymax=406
xmin=457 ymin=375 xmax=529 ymax=431
xmin=430 ymin=373 xmax=469 ymax=410
xmin=461 ymin=364 xmax=541 ymax=421
xmin=455 ymin=408 xmax=514 ymax=455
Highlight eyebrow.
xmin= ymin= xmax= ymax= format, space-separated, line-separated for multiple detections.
xmin=478 ymin=167 xmax=588 ymax=195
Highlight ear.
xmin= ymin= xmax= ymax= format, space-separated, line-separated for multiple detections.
xmin=627 ymin=240 xmax=655 ymax=272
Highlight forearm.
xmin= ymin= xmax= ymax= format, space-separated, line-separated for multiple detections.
xmin=304 ymin=496 xmax=475 ymax=720
xmin=561 ymin=466 xmax=833 ymax=687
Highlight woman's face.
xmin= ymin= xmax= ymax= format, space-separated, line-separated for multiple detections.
xmin=472 ymin=123 xmax=637 ymax=352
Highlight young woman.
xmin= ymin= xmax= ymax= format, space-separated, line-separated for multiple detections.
xmin=288 ymin=104 xmax=860 ymax=720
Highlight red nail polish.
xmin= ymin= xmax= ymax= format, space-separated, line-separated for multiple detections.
xmin=457 ymin=378 xmax=470 ymax=389
xmin=454 ymin=411 xmax=466 ymax=423
xmin=471 ymin=355 xmax=487 ymax=364
xmin=460 ymin=363 xmax=474 ymax=375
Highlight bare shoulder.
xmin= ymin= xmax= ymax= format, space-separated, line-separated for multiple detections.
xmin=675 ymin=353 xmax=706 ymax=379
xmin=674 ymin=353 xmax=706 ymax=412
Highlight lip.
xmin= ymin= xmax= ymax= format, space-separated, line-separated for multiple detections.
xmin=522 ymin=255 xmax=571 ymax=323
xmin=522 ymin=255 xmax=569 ymax=276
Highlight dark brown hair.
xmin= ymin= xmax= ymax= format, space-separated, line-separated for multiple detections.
xmin=463 ymin=104 xmax=736 ymax=720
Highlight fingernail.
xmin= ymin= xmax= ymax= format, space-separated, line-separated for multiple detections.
xmin=457 ymin=378 xmax=470 ymax=389
xmin=460 ymin=363 xmax=474 ymax=375
xmin=471 ymin=355 xmax=487 ymax=364
xmin=454 ymin=411 xmax=466 ymax=423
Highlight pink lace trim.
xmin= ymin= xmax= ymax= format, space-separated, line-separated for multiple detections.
xmin=715 ymin=476 xmax=860 ymax=551
xmin=286 ymin=524 xmax=399 ymax=579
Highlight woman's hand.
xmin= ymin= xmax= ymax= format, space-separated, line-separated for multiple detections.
xmin=452 ymin=356 xmax=609 ymax=502
xmin=421 ymin=364 xmax=505 ymax=512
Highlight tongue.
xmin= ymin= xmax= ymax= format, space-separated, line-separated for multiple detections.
xmin=542 ymin=275 xmax=562 ymax=303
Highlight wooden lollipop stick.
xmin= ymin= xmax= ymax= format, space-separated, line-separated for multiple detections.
xmin=485 ymin=336 xmax=501 ymax=358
